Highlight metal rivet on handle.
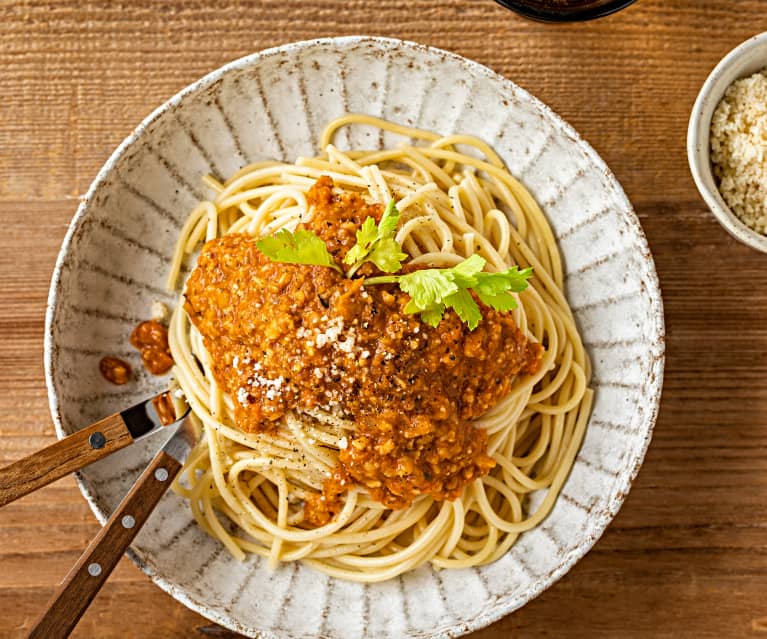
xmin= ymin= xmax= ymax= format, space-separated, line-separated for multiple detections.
xmin=87 ymin=563 xmax=102 ymax=577
xmin=121 ymin=515 xmax=135 ymax=529
xmin=89 ymin=432 xmax=106 ymax=449
xmin=154 ymin=468 xmax=169 ymax=482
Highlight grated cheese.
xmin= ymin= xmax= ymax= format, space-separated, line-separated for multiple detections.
xmin=711 ymin=69 xmax=767 ymax=233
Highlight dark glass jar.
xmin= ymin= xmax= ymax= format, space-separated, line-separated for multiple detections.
xmin=494 ymin=0 xmax=637 ymax=22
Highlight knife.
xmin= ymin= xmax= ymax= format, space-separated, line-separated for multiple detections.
xmin=0 ymin=390 xmax=188 ymax=507
xmin=26 ymin=413 xmax=199 ymax=639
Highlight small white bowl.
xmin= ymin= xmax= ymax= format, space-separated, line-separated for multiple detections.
xmin=688 ymin=31 xmax=767 ymax=253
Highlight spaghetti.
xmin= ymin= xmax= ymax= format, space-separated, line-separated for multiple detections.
xmin=167 ymin=115 xmax=593 ymax=583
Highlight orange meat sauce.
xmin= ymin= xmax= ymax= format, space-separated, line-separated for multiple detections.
xmin=183 ymin=176 xmax=543 ymax=525
xmin=130 ymin=320 xmax=174 ymax=375
xmin=99 ymin=356 xmax=132 ymax=385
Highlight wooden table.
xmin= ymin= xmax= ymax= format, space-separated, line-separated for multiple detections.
xmin=1 ymin=1 xmax=766 ymax=637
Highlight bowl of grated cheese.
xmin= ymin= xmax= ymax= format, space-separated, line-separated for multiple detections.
xmin=688 ymin=31 xmax=767 ymax=254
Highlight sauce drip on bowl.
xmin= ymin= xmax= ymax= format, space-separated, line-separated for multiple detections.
xmin=130 ymin=320 xmax=174 ymax=375
xmin=99 ymin=356 xmax=132 ymax=385
xmin=184 ymin=177 xmax=542 ymax=521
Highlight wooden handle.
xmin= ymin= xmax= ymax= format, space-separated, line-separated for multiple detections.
xmin=27 ymin=449 xmax=182 ymax=639
xmin=0 ymin=414 xmax=133 ymax=507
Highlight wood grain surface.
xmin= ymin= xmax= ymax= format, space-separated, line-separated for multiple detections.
xmin=0 ymin=1 xmax=766 ymax=637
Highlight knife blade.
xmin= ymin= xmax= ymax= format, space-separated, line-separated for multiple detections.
xmin=0 ymin=390 xmax=189 ymax=507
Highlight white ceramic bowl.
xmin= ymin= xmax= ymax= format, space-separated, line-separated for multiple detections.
xmin=45 ymin=37 xmax=664 ymax=638
xmin=688 ymin=31 xmax=767 ymax=253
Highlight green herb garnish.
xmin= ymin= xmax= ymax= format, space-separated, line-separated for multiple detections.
xmin=256 ymin=228 xmax=342 ymax=273
xmin=344 ymin=199 xmax=407 ymax=276
xmin=365 ymin=254 xmax=532 ymax=330
xmin=255 ymin=211 xmax=533 ymax=330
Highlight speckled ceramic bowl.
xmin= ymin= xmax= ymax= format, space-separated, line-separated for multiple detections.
xmin=45 ymin=37 xmax=664 ymax=639
xmin=688 ymin=31 xmax=767 ymax=254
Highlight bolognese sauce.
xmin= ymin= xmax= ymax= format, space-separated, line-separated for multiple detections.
xmin=130 ymin=320 xmax=174 ymax=375
xmin=184 ymin=177 xmax=542 ymax=522
xmin=99 ymin=356 xmax=132 ymax=385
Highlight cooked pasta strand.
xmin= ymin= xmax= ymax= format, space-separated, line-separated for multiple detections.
xmin=167 ymin=115 xmax=592 ymax=583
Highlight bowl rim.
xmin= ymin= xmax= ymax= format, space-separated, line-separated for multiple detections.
xmin=493 ymin=0 xmax=638 ymax=22
xmin=687 ymin=30 xmax=767 ymax=254
xmin=44 ymin=35 xmax=665 ymax=639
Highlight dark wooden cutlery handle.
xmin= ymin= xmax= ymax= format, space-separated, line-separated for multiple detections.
xmin=0 ymin=414 xmax=132 ymax=507
xmin=26 ymin=450 xmax=182 ymax=639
